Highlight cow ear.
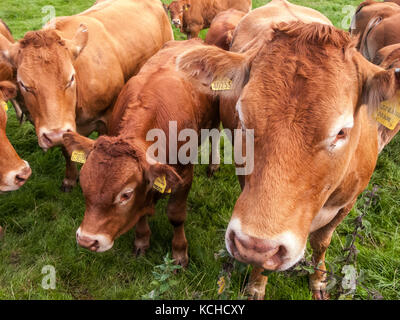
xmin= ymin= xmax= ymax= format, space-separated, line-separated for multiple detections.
xmin=0 ymin=81 xmax=17 ymax=101
xmin=63 ymin=132 xmax=95 ymax=161
xmin=67 ymin=24 xmax=89 ymax=59
xmin=363 ymin=67 xmax=400 ymax=114
xmin=0 ymin=34 xmax=19 ymax=66
xmin=145 ymin=163 xmax=183 ymax=194
xmin=163 ymin=3 xmax=169 ymax=14
xmin=176 ymin=45 xmax=258 ymax=98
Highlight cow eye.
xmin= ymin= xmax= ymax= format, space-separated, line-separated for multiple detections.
xmin=336 ymin=128 xmax=348 ymax=139
xmin=66 ymin=74 xmax=75 ymax=89
xmin=18 ymin=81 xmax=34 ymax=93
xmin=118 ymin=190 xmax=134 ymax=205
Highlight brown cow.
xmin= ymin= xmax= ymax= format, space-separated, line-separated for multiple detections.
xmin=0 ymin=0 xmax=173 ymax=192
xmin=350 ymin=1 xmax=400 ymax=48
xmin=385 ymin=0 xmax=400 ymax=5
xmin=374 ymin=43 xmax=400 ymax=68
xmin=165 ymin=0 xmax=251 ymax=39
xmin=62 ymin=40 xmax=220 ymax=266
xmin=177 ymin=0 xmax=400 ymax=300
xmin=0 ymin=81 xmax=31 ymax=193
xmin=359 ymin=13 xmax=400 ymax=62
xmin=205 ymin=9 xmax=246 ymax=50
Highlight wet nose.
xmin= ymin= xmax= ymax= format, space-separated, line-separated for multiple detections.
xmin=76 ymin=232 xmax=100 ymax=252
xmin=172 ymin=19 xmax=181 ymax=26
xmin=40 ymin=129 xmax=72 ymax=149
xmin=226 ymin=229 xmax=285 ymax=270
xmin=14 ymin=164 xmax=32 ymax=187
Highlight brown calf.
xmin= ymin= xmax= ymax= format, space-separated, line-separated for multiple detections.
xmin=63 ymin=40 xmax=219 ymax=266
xmin=165 ymin=0 xmax=251 ymax=39
xmin=0 ymin=0 xmax=173 ymax=192
xmin=205 ymin=9 xmax=246 ymax=50
xmin=0 ymin=81 xmax=31 ymax=193
xmin=350 ymin=1 xmax=400 ymax=48
xmin=177 ymin=0 xmax=400 ymax=300
xmin=359 ymin=13 xmax=400 ymax=62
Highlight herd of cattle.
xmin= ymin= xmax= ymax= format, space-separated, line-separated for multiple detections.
xmin=0 ymin=0 xmax=400 ymax=300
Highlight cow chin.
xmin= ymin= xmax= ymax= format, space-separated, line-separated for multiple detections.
xmin=76 ymin=227 xmax=115 ymax=253
xmin=225 ymin=218 xmax=306 ymax=271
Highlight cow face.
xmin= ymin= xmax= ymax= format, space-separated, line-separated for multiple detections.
xmin=63 ymin=133 xmax=182 ymax=252
xmin=0 ymin=81 xmax=31 ymax=192
xmin=177 ymin=22 xmax=400 ymax=270
xmin=0 ymin=25 xmax=89 ymax=151
xmin=168 ymin=0 xmax=191 ymax=28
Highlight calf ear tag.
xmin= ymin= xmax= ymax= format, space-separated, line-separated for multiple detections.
xmin=375 ymin=95 xmax=400 ymax=130
xmin=211 ymin=79 xmax=232 ymax=91
xmin=1 ymin=101 xmax=8 ymax=112
xmin=153 ymin=175 xmax=172 ymax=194
xmin=71 ymin=150 xmax=86 ymax=164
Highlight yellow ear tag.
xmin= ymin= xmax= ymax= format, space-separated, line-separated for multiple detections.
xmin=71 ymin=150 xmax=86 ymax=164
xmin=211 ymin=79 xmax=232 ymax=91
xmin=153 ymin=175 xmax=172 ymax=194
xmin=1 ymin=100 xmax=8 ymax=112
xmin=375 ymin=96 xmax=400 ymax=130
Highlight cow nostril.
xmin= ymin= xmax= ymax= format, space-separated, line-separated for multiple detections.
xmin=90 ymin=240 xmax=99 ymax=251
xmin=42 ymin=132 xmax=53 ymax=146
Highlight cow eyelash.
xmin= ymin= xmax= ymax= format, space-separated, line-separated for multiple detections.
xmin=117 ymin=190 xmax=134 ymax=205
xmin=66 ymin=74 xmax=75 ymax=89
xmin=18 ymin=81 xmax=34 ymax=93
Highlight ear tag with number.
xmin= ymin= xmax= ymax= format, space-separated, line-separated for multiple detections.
xmin=71 ymin=150 xmax=86 ymax=164
xmin=1 ymin=100 xmax=8 ymax=112
xmin=211 ymin=79 xmax=232 ymax=91
xmin=375 ymin=95 xmax=400 ymax=130
xmin=153 ymin=175 xmax=171 ymax=194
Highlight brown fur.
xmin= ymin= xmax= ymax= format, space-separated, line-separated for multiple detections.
xmin=177 ymin=0 xmax=400 ymax=300
xmin=0 ymin=0 xmax=173 ymax=192
xmin=63 ymin=40 xmax=220 ymax=266
xmin=166 ymin=0 xmax=251 ymax=39
xmin=205 ymin=9 xmax=246 ymax=50
xmin=374 ymin=43 xmax=400 ymax=69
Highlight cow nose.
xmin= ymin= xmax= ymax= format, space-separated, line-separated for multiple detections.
xmin=172 ymin=19 xmax=181 ymax=26
xmin=76 ymin=232 xmax=100 ymax=252
xmin=14 ymin=165 xmax=32 ymax=187
xmin=226 ymin=229 xmax=285 ymax=270
xmin=40 ymin=129 xmax=68 ymax=149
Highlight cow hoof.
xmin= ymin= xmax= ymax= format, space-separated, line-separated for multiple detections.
xmin=246 ymin=287 xmax=265 ymax=300
xmin=312 ymin=289 xmax=330 ymax=300
xmin=173 ymin=255 xmax=189 ymax=271
xmin=133 ymin=245 xmax=149 ymax=257
xmin=207 ymin=164 xmax=220 ymax=177
xmin=61 ymin=179 xmax=76 ymax=192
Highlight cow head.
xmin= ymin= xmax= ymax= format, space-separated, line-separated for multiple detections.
xmin=0 ymin=25 xmax=89 ymax=151
xmin=0 ymin=81 xmax=31 ymax=192
xmin=177 ymin=22 xmax=400 ymax=270
xmin=167 ymin=0 xmax=191 ymax=28
xmin=63 ymin=132 xmax=183 ymax=252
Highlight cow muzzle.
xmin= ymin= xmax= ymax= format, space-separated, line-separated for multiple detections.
xmin=0 ymin=161 xmax=32 ymax=192
xmin=38 ymin=127 xmax=74 ymax=150
xmin=225 ymin=219 xmax=305 ymax=271
xmin=76 ymin=228 xmax=114 ymax=253
xmin=172 ymin=19 xmax=181 ymax=27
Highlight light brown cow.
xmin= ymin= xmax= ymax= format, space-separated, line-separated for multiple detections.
xmin=359 ymin=13 xmax=400 ymax=62
xmin=350 ymin=1 xmax=400 ymax=48
xmin=0 ymin=0 xmax=173 ymax=192
xmin=165 ymin=0 xmax=251 ymax=39
xmin=177 ymin=0 xmax=400 ymax=300
xmin=205 ymin=9 xmax=246 ymax=50
xmin=62 ymin=40 xmax=219 ymax=266
xmin=0 ymin=19 xmax=14 ymax=84
xmin=0 ymin=81 xmax=31 ymax=193
xmin=385 ymin=0 xmax=400 ymax=5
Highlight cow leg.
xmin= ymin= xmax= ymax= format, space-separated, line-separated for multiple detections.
xmin=309 ymin=201 xmax=356 ymax=300
xmin=166 ymin=175 xmax=192 ymax=268
xmin=207 ymin=135 xmax=220 ymax=177
xmin=61 ymin=146 xmax=78 ymax=192
xmin=246 ymin=267 xmax=268 ymax=300
xmin=133 ymin=215 xmax=151 ymax=257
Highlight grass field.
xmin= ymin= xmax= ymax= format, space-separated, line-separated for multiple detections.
xmin=0 ymin=0 xmax=399 ymax=300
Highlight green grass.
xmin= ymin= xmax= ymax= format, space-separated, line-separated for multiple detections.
xmin=0 ymin=0 xmax=399 ymax=300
